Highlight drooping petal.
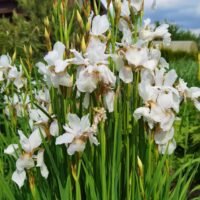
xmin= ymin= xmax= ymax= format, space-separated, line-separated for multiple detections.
xmin=159 ymin=111 xmax=175 ymax=131
xmin=83 ymin=93 xmax=90 ymax=109
xmin=50 ymin=119 xmax=59 ymax=136
xmin=16 ymin=156 xmax=35 ymax=171
xmin=36 ymin=150 xmax=49 ymax=179
xmin=98 ymin=65 xmax=116 ymax=86
xmin=0 ymin=71 xmax=4 ymax=81
xmin=134 ymin=107 xmax=154 ymax=129
xmin=111 ymin=54 xmax=124 ymax=71
xmin=104 ymin=90 xmax=115 ymax=112
xmin=0 ymin=54 xmax=11 ymax=67
xmin=29 ymin=108 xmax=49 ymax=123
xmin=56 ymin=133 xmax=75 ymax=145
xmin=89 ymin=134 xmax=99 ymax=145
xmin=51 ymin=73 xmax=73 ymax=88
xmin=149 ymin=104 xmax=165 ymax=123
xmin=187 ymin=87 xmax=200 ymax=99
xmin=8 ymin=67 xmax=19 ymax=79
xmin=194 ymin=99 xmax=200 ymax=111
xmin=158 ymin=139 xmax=176 ymax=155
xmin=4 ymin=144 xmax=19 ymax=157
xmin=119 ymin=66 xmax=133 ymax=83
xmin=36 ymin=62 xmax=48 ymax=75
xmin=36 ymin=149 xmax=45 ymax=167
xmin=157 ymin=92 xmax=174 ymax=111
xmin=14 ymin=77 xmax=25 ymax=89
xmin=40 ymin=164 xmax=49 ymax=179
xmin=12 ymin=170 xmax=26 ymax=188
xmin=76 ymin=70 xmax=97 ymax=93
xmin=67 ymin=142 xmax=86 ymax=155
xmin=139 ymin=82 xmax=158 ymax=102
xmin=154 ymin=127 xmax=174 ymax=145
xmin=133 ymin=107 xmax=150 ymax=120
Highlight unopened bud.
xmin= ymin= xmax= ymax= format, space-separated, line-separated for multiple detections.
xmin=86 ymin=3 xmax=91 ymax=17
xmin=12 ymin=50 xmax=16 ymax=62
xmin=60 ymin=2 xmax=64 ymax=13
xmin=44 ymin=28 xmax=50 ymax=39
xmin=76 ymin=10 xmax=84 ymax=29
xmin=44 ymin=17 xmax=50 ymax=27
xmin=23 ymin=45 xmax=27 ymax=55
xmin=71 ymin=164 xmax=77 ymax=181
xmin=86 ymin=20 xmax=91 ymax=32
xmin=81 ymin=36 xmax=86 ymax=53
xmin=29 ymin=45 xmax=33 ymax=56
xmin=114 ymin=0 xmax=121 ymax=24
xmin=76 ymin=34 xmax=80 ymax=44
xmin=44 ymin=28 xmax=51 ymax=51
xmin=137 ymin=156 xmax=144 ymax=177
xmin=107 ymin=30 xmax=111 ymax=40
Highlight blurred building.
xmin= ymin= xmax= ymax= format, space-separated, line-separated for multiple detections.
xmin=0 ymin=0 xmax=17 ymax=15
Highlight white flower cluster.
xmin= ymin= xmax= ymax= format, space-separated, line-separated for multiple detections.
xmin=56 ymin=108 xmax=106 ymax=155
xmin=1 ymin=0 xmax=200 ymax=188
xmin=4 ymin=87 xmax=60 ymax=187
xmin=0 ymin=54 xmax=26 ymax=91
xmin=37 ymin=14 xmax=116 ymax=112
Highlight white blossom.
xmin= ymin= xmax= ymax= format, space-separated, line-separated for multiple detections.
xmin=4 ymin=130 xmax=49 ymax=188
xmin=56 ymin=113 xmax=99 ymax=155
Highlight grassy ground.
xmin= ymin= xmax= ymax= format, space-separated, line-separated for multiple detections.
xmin=166 ymin=54 xmax=200 ymax=198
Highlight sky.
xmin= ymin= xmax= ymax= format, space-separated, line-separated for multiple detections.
xmin=144 ymin=0 xmax=200 ymax=35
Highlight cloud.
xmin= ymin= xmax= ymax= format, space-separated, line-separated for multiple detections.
xmin=144 ymin=0 xmax=200 ymax=31
xmin=190 ymin=28 xmax=200 ymax=36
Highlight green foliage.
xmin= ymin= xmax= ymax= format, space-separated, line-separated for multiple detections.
xmin=166 ymin=54 xmax=199 ymax=87
xmin=0 ymin=0 xmax=53 ymax=60
xmin=169 ymin=24 xmax=200 ymax=48
xmin=0 ymin=1 xmax=200 ymax=199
